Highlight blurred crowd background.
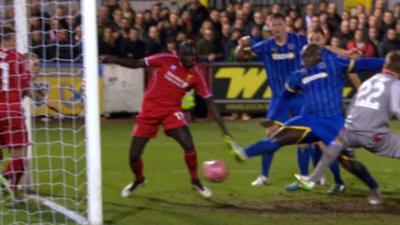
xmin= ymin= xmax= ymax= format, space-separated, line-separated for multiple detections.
xmin=9 ymin=0 xmax=400 ymax=63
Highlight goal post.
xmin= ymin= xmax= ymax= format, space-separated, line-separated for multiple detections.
xmin=2 ymin=0 xmax=103 ymax=224
xmin=82 ymin=0 xmax=103 ymax=224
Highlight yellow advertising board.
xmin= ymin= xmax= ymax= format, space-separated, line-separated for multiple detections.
xmin=31 ymin=66 xmax=102 ymax=116
xmin=344 ymin=0 xmax=372 ymax=10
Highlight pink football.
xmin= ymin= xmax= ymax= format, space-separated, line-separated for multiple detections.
xmin=203 ymin=160 xmax=228 ymax=182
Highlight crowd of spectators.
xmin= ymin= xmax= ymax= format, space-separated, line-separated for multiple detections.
xmin=4 ymin=0 xmax=399 ymax=62
xmin=95 ymin=0 xmax=400 ymax=62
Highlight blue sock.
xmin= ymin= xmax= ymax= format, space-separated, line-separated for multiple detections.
xmin=329 ymin=159 xmax=344 ymax=185
xmin=261 ymin=153 xmax=275 ymax=177
xmin=310 ymin=144 xmax=322 ymax=167
xmin=245 ymin=138 xmax=281 ymax=158
xmin=297 ymin=146 xmax=311 ymax=176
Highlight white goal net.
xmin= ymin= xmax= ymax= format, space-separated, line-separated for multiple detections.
xmin=0 ymin=0 xmax=101 ymax=224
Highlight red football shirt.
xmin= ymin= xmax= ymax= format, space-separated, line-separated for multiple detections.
xmin=0 ymin=49 xmax=31 ymax=112
xmin=142 ymin=53 xmax=211 ymax=112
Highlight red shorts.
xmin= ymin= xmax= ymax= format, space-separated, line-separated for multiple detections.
xmin=0 ymin=112 xmax=29 ymax=149
xmin=132 ymin=110 xmax=187 ymax=138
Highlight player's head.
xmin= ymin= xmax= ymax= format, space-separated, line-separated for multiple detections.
xmin=0 ymin=27 xmax=16 ymax=49
xmin=384 ymin=51 xmax=400 ymax=76
xmin=268 ymin=13 xmax=287 ymax=39
xmin=23 ymin=52 xmax=40 ymax=74
xmin=178 ymin=41 xmax=196 ymax=68
xmin=302 ymin=44 xmax=323 ymax=69
xmin=307 ymin=28 xmax=326 ymax=46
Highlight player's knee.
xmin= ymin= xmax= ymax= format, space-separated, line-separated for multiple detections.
xmin=273 ymin=127 xmax=307 ymax=145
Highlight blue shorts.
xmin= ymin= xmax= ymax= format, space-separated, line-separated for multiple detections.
xmin=284 ymin=114 xmax=345 ymax=145
xmin=266 ymin=94 xmax=303 ymax=122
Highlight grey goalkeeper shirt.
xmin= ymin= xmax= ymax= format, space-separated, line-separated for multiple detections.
xmin=345 ymin=72 xmax=400 ymax=134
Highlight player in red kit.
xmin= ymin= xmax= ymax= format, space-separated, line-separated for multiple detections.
xmin=102 ymin=42 xmax=232 ymax=198
xmin=0 ymin=27 xmax=32 ymax=200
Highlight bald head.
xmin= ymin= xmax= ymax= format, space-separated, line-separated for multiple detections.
xmin=302 ymin=44 xmax=323 ymax=69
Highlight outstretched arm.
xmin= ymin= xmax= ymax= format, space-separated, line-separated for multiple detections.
xmin=205 ymin=96 xmax=230 ymax=137
xmin=101 ymin=55 xmax=147 ymax=69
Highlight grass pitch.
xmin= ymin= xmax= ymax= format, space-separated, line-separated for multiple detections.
xmin=3 ymin=119 xmax=400 ymax=224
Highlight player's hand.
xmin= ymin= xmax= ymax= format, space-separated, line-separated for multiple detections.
xmin=348 ymin=48 xmax=362 ymax=58
xmin=100 ymin=55 xmax=118 ymax=64
xmin=238 ymin=36 xmax=251 ymax=48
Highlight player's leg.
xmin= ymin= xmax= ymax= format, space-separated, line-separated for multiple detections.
xmin=121 ymin=136 xmax=149 ymax=197
xmin=166 ymin=126 xmax=211 ymax=198
xmin=122 ymin=114 xmax=158 ymax=197
xmin=252 ymin=125 xmax=278 ymax=186
xmin=0 ymin=114 xmax=29 ymax=199
xmin=285 ymin=143 xmax=311 ymax=191
xmin=252 ymin=99 xmax=281 ymax=186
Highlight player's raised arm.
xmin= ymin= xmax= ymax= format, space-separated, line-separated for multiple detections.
xmin=101 ymin=55 xmax=146 ymax=68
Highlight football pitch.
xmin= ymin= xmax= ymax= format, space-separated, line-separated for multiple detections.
xmin=5 ymin=119 xmax=400 ymax=224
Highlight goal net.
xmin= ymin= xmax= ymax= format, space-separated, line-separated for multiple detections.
xmin=1 ymin=0 xmax=102 ymax=224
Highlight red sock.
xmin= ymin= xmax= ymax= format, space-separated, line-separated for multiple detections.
xmin=184 ymin=150 xmax=198 ymax=183
xmin=130 ymin=158 xmax=144 ymax=182
xmin=3 ymin=157 xmax=25 ymax=191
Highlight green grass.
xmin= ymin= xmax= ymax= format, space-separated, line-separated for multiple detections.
xmin=3 ymin=119 xmax=400 ymax=224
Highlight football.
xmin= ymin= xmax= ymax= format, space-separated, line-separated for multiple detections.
xmin=203 ymin=160 xmax=228 ymax=182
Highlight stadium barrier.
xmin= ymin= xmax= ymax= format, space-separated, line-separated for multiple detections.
xmin=32 ymin=63 xmax=144 ymax=116
xmin=210 ymin=62 xmax=377 ymax=113
xmin=31 ymin=62 xmax=378 ymax=116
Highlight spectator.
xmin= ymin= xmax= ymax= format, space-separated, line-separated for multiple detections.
xmin=176 ymin=31 xmax=188 ymax=47
xmin=225 ymin=29 xmax=242 ymax=61
xmin=318 ymin=1 xmax=328 ymax=14
xmin=310 ymin=15 xmax=320 ymax=30
xmin=119 ymin=18 xmax=131 ymax=39
xmin=144 ymin=26 xmax=162 ymax=56
xmin=341 ymin=10 xmax=351 ymax=21
xmin=196 ymin=28 xmax=224 ymax=62
xmin=209 ymin=9 xmax=222 ymax=40
xmin=349 ymin=17 xmax=358 ymax=32
xmin=378 ymin=28 xmax=400 ymax=57
xmin=30 ymin=30 xmax=48 ymax=59
xmin=293 ymin=18 xmax=306 ymax=35
xmin=271 ymin=4 xmax=281 ymax=14
xmin=120 ymin=0 xmax=135 ymax=23
xmin=98 ymin=5 xmax=112 ymax=32
xmin=119 ymin=28 xmax=145 ymax=59
xmin=382 ymin=11 xmax=396 ymax=33
xmin=330 ymin=35 xmax=342 ymax=49
xmin=357 ymin=13 xmax=368 ymax=32
xmin=105 ymin=0 xmax=120 ymax=16
xmin=242 ymin=2 xmax=253 ymax=23
xmin=110 ymin=8 xmax=123 ymax=30
xmin=368 ymin=27 xmax=382 ymax=46
xmin=188 ymin=0 xmax=209 ymax=35
xmin=396 ymin=19 xmax=400 ymax=35
xmin=166 ymin=38 xmax=177 ymax=55
xmin=244 ymin=11 xmax=264 ymax=36
xmin=98 ymin=27 xmax=119 ymax=56
xmin=394 ymin=3 xmax=400 ymax=19
xmin=347 ymin=29 xmax=376 ymax=57
xmin=336 ymin=20 xmax=353 ymax=47
xmin=48 ymin=29 xmax=74 ymax=61
xmin=304 ymin=3 xmax=315 ymax=28
xmin=368 ymin=15 xmax=380 ymax=29
xmin=151 ymin=3 xmax=161 ymax=21
xmin=288 ymin=7 xmax=300 ymax=20
xmin=233 ymin=18 xmax=245 ymax=33
xmin=327 ymin=3 xmax=341 ymax=33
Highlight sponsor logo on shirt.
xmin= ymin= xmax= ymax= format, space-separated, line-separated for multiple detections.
xmin=302 ymin=72 xmax=328 ymax=84
xmin=271 ymin=52 xmax=295 ymax=60
xmin=165 ymin=70 xmax=189 ymax=88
